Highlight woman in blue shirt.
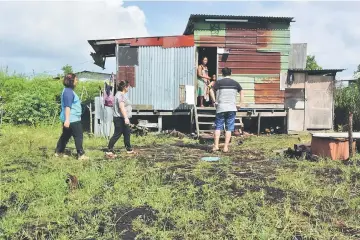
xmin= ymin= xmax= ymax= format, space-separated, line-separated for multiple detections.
xmin=55 ymin=73 xmax=89 ymax=160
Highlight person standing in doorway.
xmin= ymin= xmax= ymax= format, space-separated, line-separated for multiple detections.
xmin=55 ymin=73 xmax=89 ymax=160
xmin=197 ymin=57 xmax=211 ymax=107
xmin=212 ymin=67 xmax=244 ymax=153
xmin=106 ymin=80 xmax=134 ymax=157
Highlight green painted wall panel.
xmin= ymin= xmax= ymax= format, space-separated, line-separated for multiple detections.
xmin=194 ymin=30 xmax=226 ymax=37
xmin=194 ymin=22 xmax=226 ymax=31
xmin=238 ymin=94 xmax=255 ymax=104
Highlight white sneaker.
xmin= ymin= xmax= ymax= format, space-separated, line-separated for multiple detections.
xmin=54 ymin=153 xmax=69 ymax=158
xmin=78 ymin=155 xmax=89 ymax=161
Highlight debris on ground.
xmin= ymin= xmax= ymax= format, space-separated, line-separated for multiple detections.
xmin=242 ymin=131 xmax=255 ymax=137
xmin=66 ymin=174 xmax=80 ymax=191
xmin=281 ymin=143 xmax=319 ymax=161
xmin=169 ymin=130 xmax=186 ymax=139
xmin=130 ymin=124 xmax=149 ymax=137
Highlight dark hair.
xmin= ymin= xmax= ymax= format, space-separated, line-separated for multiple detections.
xmin=118 ymin=80 xmax=130 ymax=92
xmin=63 ymin=73 xmax=77 ymax=89
xmin=221 ymin=67 xmax=232 ymax=77
xmin=202 ymin=56 xmax=208 ymax=61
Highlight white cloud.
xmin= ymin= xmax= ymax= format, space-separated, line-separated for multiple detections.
xmin=0 ymin=0 xmax=148 ymax=75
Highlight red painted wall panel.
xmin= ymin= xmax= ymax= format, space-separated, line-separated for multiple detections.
xmin=218 ymin=61 xmax=281 ymax=69
xmin=115 ymin=35 xmax=194 ymax=48
xmin=117 ymin=66 xmax=135 ymax=87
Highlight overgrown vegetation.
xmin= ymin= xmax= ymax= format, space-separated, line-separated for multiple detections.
xmin=0 ymin=126 xmax=359 ymax=239
xmin=0 ymin=70 xmax=101 ymax=125
xmin=306 ymin=55 xmax=322 ymax=70
xmin=334 ymin=67 xmax=360 ymax=131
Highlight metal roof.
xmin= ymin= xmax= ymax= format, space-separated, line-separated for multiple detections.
xmin=288 ymin=69 xmax=345 ymax=75
xmin=184 ymin=14 xmax=295 ymax=35
xmin=88 ymin=35 xmax=194 ymax=57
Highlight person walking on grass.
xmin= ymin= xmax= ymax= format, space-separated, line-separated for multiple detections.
xmin=106 ymin=80 xmax=135 ymax=158
xmin=55 ymin=73 xmax=89 ymax=160
xmin=212 ymin=67 xmax=244 ymax=153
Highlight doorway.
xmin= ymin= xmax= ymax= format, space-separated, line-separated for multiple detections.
xmin=197 ymin=47 xmax=218 ymax=78
xmin=196 ymin=47 xmax=218 ymax=107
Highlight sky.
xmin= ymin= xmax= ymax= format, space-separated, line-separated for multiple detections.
xmin=0 ymin=1 xmax=359 ymax=80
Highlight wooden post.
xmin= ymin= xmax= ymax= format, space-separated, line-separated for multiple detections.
xmin=89 ymin=103 xmax=93 ymax=134
xmin=194 ymin=106 xmax=200 ymax=138
xmin=349 ymin=111 xmax=353 ymax=159
xmin=158 ymin=116 xmax=163 ymax=133
xmin=257 ymin=113 xmax=261 ymax=136
xmin=190 ymin=108 xmax=194 ymax=134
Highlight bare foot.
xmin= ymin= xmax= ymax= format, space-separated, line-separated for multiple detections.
xmin=222 ymin=148 xmax=229 ymax=153
xmin=212 ymin=146 xmax=220 ymax=152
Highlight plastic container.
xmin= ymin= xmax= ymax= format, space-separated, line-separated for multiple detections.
xmin=311 ymin=136 xmax=356 ymax=160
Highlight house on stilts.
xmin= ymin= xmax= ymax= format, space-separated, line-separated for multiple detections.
xmin=88 ymin=14 xmax=343 ymax=136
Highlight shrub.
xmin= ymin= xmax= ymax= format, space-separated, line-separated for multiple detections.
xmin=4 ymin=93 xmax=59 ymax=125
xmin=0 ymin=71 xmax=102 ymax=125
xmin=334 ymin=79 xmax=360 ymax=130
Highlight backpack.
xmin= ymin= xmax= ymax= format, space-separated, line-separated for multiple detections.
xmin=104 ymin=93 xmax=114 ymax=107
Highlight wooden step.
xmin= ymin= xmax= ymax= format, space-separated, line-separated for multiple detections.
xmin=198 ymin=122 xmax=243 ymax=126
xmin=198 ymin=122 xmax=215 ymax=125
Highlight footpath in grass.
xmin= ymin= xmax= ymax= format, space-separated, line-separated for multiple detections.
xmin=0 ymin=125 xmax=359 ymax=239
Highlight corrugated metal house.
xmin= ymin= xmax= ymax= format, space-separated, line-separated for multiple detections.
xmin=89 ymin=14 xmax=302 ymax=111
xmin=88 ymin=14 xmax=342 ymax=133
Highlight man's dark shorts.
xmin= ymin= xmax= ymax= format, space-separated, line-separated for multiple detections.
xmin=215 ymin=111 xmax=236 ymax=132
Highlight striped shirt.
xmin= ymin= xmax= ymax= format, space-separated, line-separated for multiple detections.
xmin=213 ymin=77 xmax=242 ymax=114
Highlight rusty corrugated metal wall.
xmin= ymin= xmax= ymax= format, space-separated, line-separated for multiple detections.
xmin=194 ymin=21 xmax=290 ymax=105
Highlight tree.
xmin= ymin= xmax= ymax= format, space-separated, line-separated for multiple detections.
xmin=354 ymin=64 xmax=360 ymax=79
xmin=61 ymin=64 xmax=73 ymax=75
xmin=335 ymin=79 xmax=360 ymax=159
xmin=306 ymin=55 xmax=322 ymax=70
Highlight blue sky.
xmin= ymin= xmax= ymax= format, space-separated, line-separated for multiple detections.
xmin=0 ymin=1 xmax=359 ymax=79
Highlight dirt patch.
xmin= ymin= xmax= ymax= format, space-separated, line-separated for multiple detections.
xmin=13 ymin=222 xmax=61 ymax=240
xmin=208 ymin=166 xmax=228 ymax=180
xmin=350 ymin=172 xmax=360 ymax=183
xmin=4 ymin=159 xmax=39 ymax=172
xmin=228 ymin=183 xmax=286 ymax=203
xmin=111 ymin=205 xmax=158 ymax=239
xmin=159 ymin=217 xmax=176 ymax=231
xmin=0 ymin=205 xmax=8 ymax=218
xmin=9 ymin=192 xmax=17 ymax=204
xmin=314 ymin=197 xmax=349 ymax=223
xmin=263 ymin=186 xmax=286 ymax=203
xmin=314 ymin=168 xmax=343 ymax=184
xmin=187 ymin=175 xmax=207 ymax=187
xmin=336 ymin=226 xmax=360 ymax=237
xmin=231 ymin=171 xmax=266 ymax=182
xmin=231 ymin=150 xmax=266 ymax=163
xmin=97 ymin=221 xmax=106 ymax=236
xmin=173 ymin=142 xmax=211 ymax=152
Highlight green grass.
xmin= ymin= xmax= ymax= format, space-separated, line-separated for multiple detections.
xmin=0 ymin=125 xmax=359 ymax=239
